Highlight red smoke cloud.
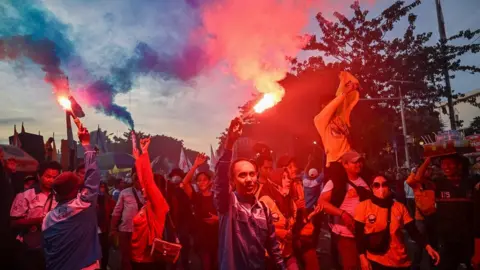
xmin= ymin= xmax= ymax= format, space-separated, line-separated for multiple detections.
xmin=198 ymin=0 xmax=313 ymax=109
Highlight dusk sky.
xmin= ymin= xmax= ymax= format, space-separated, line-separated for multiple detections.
xmin=0 ymin=0 xmax=479 ymax=154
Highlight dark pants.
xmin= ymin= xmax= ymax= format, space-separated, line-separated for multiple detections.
xmin=301 ymin=248 xmax=320 ymax=270
xmin=331 ymin=234 xmax=359 ymax=270
xmin=171 ymin=230 xmax=191 ymax=270
xmin=99 ymin=232 xmax=110 ymax=270
xmin=131 ymin=261 xmax=166 ymax=270
xmin=405 ymin=198 xmax=416 ymax=218
xmin=119 ymin=232 xmax=133 ymax=270
xmin=199 ymin=247 xmax=218 ymax=270
xmin=370 ymin=260 xmax=410 ymax=270
xmin=21 ymin=248 xmax=46 ymax=270
xmin=437 ymin=238 xmax=474 ymax=270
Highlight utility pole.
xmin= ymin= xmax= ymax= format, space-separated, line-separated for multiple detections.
xmin=398 ymin=87 xmax=410 ymax=168
xmin=361 ymin=80 xmax=414 ymax=168
xmin=435 ymin=0 xmax=456 ymax=130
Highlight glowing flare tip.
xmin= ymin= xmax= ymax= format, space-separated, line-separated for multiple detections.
xmin=253 ymin=93 xmax=280 ymax=113
xmin=58 ymin=96 xmax=72 ymax=111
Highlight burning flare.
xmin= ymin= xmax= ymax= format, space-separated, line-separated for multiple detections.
xmin=58 ymin=96 xmax=72 ymax=111
xmin=254 ymin=92 xmax=282 ymax=113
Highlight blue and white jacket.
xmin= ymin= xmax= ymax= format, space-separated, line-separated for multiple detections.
xmin=42 ymin=145 xmax=101 ymax=270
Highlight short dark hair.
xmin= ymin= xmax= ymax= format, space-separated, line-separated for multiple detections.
xmin=195 ymin=171 xmax=213 ymax=182
xmin=38 ymin=161 xmax=62 ymax=177
xmin=76 ymin=163 xmax=85 ymax=172
xmin=256 ymin=155 xmax=273 ymax=168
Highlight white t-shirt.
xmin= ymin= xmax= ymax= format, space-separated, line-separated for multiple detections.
xmin=321 ymin=177 xmax=369 ymax=237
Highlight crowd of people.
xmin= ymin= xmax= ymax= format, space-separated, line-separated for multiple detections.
xmin=0 ymin=72 xmax=479 ymax=270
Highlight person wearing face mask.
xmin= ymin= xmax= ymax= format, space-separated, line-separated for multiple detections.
xmin=97 ymin=181 xmax=116 ymax=270
xmin=258 ymin=168 xmax=298 ymax=269
xmin=166 ymin=168 xmax=194 ymax=270
xmin=110 ymin=171 xmax=146 ymax=270
xmin=354 ymin=175 xmax=440 ymax=270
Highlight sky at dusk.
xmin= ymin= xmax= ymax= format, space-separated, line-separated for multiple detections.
xmin=0 ymin=0 xmax=479 ymax=154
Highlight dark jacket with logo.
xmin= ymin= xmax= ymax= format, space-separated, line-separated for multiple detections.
xmin=435 ymin=176 xmax=478 ymax=241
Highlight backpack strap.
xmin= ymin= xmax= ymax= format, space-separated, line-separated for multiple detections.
xmin=132 ymin=188 xmax=144 ymax=210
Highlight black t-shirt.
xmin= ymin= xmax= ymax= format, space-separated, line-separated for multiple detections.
xmin=434 ymin=176 xmax=478 ymax=240
xmin=191 ymin=192 xmax=218 ymax=248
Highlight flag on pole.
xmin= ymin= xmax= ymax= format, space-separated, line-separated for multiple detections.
xmin=95 ymin=125 xmax=108 ymax=153
xmin=209 ymin=144 xmax=217 ymax=171
xmin=11 ymin=125 xmax=22 ymax=148
xmin=52 ymin=133 xmax=58 ymax=162
xmin=179 ymin=148 xmax=191 ymax=172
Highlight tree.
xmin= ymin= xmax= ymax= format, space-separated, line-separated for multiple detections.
xmin=469 ymin=116 xmax=480 ymax=134
xmin=217 ymin=0 xmax=480 ymax=169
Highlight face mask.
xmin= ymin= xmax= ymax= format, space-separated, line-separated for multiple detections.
xmin=171 ymin=176 xmax=182 ymax=184
xmin=372 ymin=182 xmax=389 ymax=199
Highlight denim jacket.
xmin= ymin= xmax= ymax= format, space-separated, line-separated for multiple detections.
xmin=214 ymin=149 xmax=285 ymax=270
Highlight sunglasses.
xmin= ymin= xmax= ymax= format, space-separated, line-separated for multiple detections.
xmin=372 ymin=182 xmax=389 ymax=189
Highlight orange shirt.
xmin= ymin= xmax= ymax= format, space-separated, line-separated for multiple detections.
xmin=131 ymin=153 xmax=169 ymax=263
xmin=354 ymin=200 xmax=413 ymax=267
xmin=314 ymin=72 xmax=359 ymax=166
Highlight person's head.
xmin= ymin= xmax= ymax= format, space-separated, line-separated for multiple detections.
xmin=371 ymin=175 xmax=391 ymax=199
xmin=230 ymin=158 xmax=258 ymax=196
xmin=107 ymin=176 xmax=116 ymax=187
xmin=277 ymin=155 xmax=298 ymax=179
xmin=6 ymin=158 xmax=16 ymax=173
xmin=52 ymin=172 xmax=81 ymax=202
xmin=38 ymin=161 xmax=62 ymax=191
xmin=195 ymin=171 xmax=213 ymax=193
xmin=168 ymin=168 xmax=185 ymax=185
xmin=256 ymin=155 xmax=273 ymax=182
xmin=341 ymin=151 xmax=363 ymax=177
xmin=99 ymin=181 xmax=108 ymax=195
xmin=154 ymin=174 xmax=166 ymax=191
xmin=440 ymin=155 xmax=462 ymax=179
xmin=132 ymin=173 xmax=141 ymax=189
xmin=75 ymin=163 xmax=85 ymax=182
xmin=307 ymin=168 xmax=319 ymax=180
xmin=116 ymin=178 xmax=126 ymax=189
xmin=24 ymin=175 xmax=36 ymax=190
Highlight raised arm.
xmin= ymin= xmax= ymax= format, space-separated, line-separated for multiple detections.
xmin=182 ymin=153 xmax=208 ymax=199
xmin=414 ymin=157 xmax=431 ymax=183
xmin=214 ymin=149 xmax=233 ymax=215
xmin=314 ymin=72 xmax=358 ymax=136
xmin=214 ymin=118 xmax=242 ymax=215
xmin=78 ymin=127 xmax=100 ymax=202
xmin=134 ymin=137 xmax=169 ymax=218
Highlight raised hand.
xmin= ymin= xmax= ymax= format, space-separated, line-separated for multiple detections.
xmin=78 ymin=126 xmax=90 ymax=146
xmin=139 ymin=137 xmax=151 ymax=154
xmin=194 ymin=153 xmax=208 ymax=168
xmin=203 ymin=212 xmax=219 ymax=225
xmin=226 ymin=117 xmax=243 ymax=149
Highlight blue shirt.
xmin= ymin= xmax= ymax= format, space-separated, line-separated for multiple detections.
xmin=42 ymin=146 xmax=101 ymax=270
xmin=302 ymin=173 xmax=324 ymax=210
xmin=214 ymin=149 xmax=285 ymax=270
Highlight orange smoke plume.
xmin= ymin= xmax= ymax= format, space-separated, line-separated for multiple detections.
xmin=200 ymin=0 xmax=312 ymax=111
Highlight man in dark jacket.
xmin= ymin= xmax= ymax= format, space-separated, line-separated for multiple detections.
xmin=214 ymin=118 xmax=285 ymax=270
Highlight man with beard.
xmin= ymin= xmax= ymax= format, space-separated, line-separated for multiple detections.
xmin=215 ymin=118 xmax=285 ymax=270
